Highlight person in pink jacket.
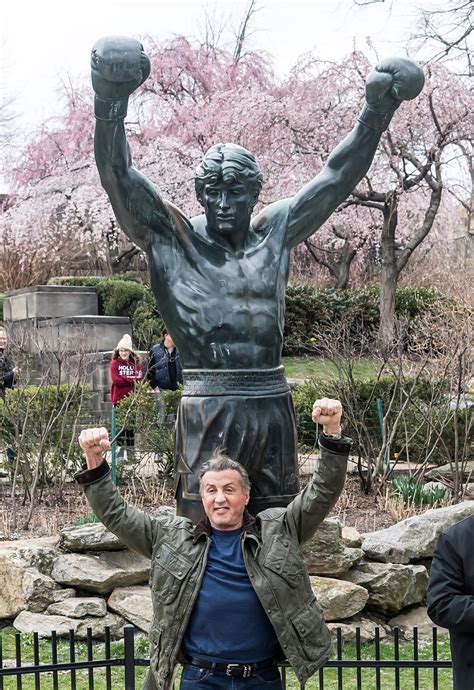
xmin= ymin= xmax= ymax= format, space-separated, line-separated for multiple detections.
xmin=109 ymin=334 xmax=143 ymax=460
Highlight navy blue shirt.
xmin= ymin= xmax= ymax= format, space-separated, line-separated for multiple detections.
xmin=183 ymin=527 xmax=278 ymax=663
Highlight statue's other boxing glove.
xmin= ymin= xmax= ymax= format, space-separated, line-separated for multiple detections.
xmin=359 ymin=57 xmax=425 ymax=132
xmin=91 ymin=36 xmax=151 ymax=121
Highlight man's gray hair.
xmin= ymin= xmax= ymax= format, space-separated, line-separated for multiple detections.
xmin=199 ymin=449 xmax=251 ymax=494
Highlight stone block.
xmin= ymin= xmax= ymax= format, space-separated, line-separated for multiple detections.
xmin=4 ymin=285 xmax=98 ymax=322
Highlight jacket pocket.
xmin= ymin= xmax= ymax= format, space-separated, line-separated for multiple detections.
xmin=151 ymin=543 xmax=193 ymax=604
xmin=290 ymin=598 xmax=332 ymax=662
xmin=263 ymin=537 xmax=303 ymax=586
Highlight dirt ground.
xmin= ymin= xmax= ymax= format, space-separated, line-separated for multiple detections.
xmin=0 ymin=474 xmax=398 ymax=541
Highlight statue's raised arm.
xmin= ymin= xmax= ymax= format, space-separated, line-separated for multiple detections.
xmin=92 ymin=36 xmax=189 ymax=251
xmin=282 ymin=58 xmax=425 ymax=249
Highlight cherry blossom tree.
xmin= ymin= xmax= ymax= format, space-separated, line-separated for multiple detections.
xmin=1 ymin=33 xmax=470 ymax=352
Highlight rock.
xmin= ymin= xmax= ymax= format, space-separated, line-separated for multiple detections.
xmin=51 ymin=550 xmax=150 ymax=594
xmin=0 ymin=557 xmax=68 ymax=618
xmin=108 ymin=585 xmax=153 ymax=632
xmin=362 ymin=501 xmax=474 ymax=564
xmin=13 ymin=610 xmax=126 ymax=639
xmin=59 ymin=524 xmax=124 ymax=552
xmin=389 ymin=606 xmax=449 ymax=640
xmin=0 ymin=537 xmax=58 ymax=574
xmin=426 ymin=462 xmax=474 ymax=480
xmin=47 ymin=597 xmax=107 ymax=619
xmin=52 ymin=589 xmax=76 ymax=602
xmin=303 ymin=518 xmax=364 ymax=576
xmin=327 ymin=615 xmax=390 ymax=643
xmin=342 ymin=526 xmax=363 ymax=548
xmin=342 ymin=561 xmax=428 ymax=615
xmin=310 ymin=576 xmax=368 ymax=621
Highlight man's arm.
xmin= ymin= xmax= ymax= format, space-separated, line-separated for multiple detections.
xmin=283 ymin=58 xmax=424 ymax=249
xmin=92 ymin=36 xmax=191 ymax=251
xmin=75 ymin=427 xmax=156 ymax=558
xmin=285 ymin=398 xmax=350 ymax=544
xmin=427 ymin=528 xmax=474 ymax=632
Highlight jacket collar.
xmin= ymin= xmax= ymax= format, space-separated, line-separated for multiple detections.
xmin=193 ymin=509 xmax=259 ymax=543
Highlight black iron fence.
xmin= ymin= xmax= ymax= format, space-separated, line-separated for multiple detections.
xmin=0 ymin=625 xmax=452 ymax=689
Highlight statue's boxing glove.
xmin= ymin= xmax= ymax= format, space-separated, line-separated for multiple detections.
xmin=91 ymin=36 xmax=151 ymax=120
xmin=359 ymin=57 xmax=424 ymax=132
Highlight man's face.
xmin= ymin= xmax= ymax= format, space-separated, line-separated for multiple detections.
xmin=163 ymin=333 xmax=174 ymax=350
xmin=203 ymin=180 xmax=254 ymax=241
xmin=0 ymin=330 xmax=7 ymax=349
xmin=201 ymin=469 xmax=249 ymax=531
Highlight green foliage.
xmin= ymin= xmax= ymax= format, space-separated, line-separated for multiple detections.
xmin=73 ymin=513 xmax=99 ymax=526
xmin=391 ymin=475 xmax=448 ymax=506
xmin=114 ymin=385 xmax=178 ymax=475
xmin=0 ymin=383 xmax=91 ymax=481
xmin=283 ymin=284 xmax=450 ymax=355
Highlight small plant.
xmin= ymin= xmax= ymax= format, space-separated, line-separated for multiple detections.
xmin=391 ymin=475 xmax=448 ymax=507
xmin=73 ymin=513 xmax=99 ymax=526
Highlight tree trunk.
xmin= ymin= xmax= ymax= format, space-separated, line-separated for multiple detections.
xmin=377 ymin=193 xmax=399 ymax=352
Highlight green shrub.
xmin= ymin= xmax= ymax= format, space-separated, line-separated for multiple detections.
xmin=391 ymin=475 xmax=448 ymax=506
xmin=114 ymin=385 xmax=179 ymax=476
xmin=283 ymin=284 xmax=450 ymax=356
xmin=0 ymin=383 xmax=91 ymax=482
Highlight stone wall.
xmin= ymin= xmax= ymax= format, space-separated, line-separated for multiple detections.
xmin=2 ymin=501 xmax=472 ymax=642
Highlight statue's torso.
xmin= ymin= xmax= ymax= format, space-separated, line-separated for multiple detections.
xmin=148 ymin=211 xmax=290 ymax=369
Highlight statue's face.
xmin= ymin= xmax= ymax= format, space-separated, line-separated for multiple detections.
xmin=203 ymin=180 xmax=254 ymax=242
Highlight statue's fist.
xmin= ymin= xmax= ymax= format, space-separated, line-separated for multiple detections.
xmin=365 ymin=58 xmax=424 ymax=112
xmin=91 ymin=36 xmax=151 ymax=101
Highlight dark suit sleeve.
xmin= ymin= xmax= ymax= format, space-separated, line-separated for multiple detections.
xmin=427 ymin=530 xmax=474 ymax=632
xmin=147 ymin=348 xmax=157 ymax=388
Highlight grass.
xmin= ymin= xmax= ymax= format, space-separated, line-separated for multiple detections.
xmin=282 ymin=356 xmax=380 ymax=381
xmin=0 ymin=628 xmax=452 ymax=689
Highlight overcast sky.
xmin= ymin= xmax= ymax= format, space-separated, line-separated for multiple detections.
xmin=1 ymin=0 xmax=431 ymax=190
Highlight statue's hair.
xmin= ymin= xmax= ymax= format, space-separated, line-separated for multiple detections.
xmin=198 ymin=448 xmax=251 ymax=494
xmin=195 ymin=143 xmax=263 ymax=207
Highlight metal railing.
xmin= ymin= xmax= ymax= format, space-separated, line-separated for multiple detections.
xmin=0 ymin=625 xmax=452 ymax=689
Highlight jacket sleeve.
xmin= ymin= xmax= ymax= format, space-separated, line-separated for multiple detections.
xmin=284 ymin=435 xmax=350 ymax=544
xmin=75 ymin=461 xmax=156 ymax=559
xmin=427 ymin=530 xmax=474 ymax=632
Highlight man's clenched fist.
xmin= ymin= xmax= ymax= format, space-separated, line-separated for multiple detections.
xmin=365 ymin=57 xmax=424 ymax=113
xmin=312 ymin=398 xmax=343 ymax=435
xmin=79 ymin=427 xmax=111 ymax=470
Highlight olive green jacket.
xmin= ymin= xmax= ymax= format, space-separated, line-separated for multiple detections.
xmin=77 ymin=437 xmax=349 ymax=689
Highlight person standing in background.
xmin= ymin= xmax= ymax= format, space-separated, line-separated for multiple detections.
xmin=109 ymin=333 xmax=143 ymax=461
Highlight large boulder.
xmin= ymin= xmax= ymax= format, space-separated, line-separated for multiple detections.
xmin=389 ymin=606 xmax=449 ymax=640
xmin=362 ymin=501 xmax=474 ymax=564
xmin=51 ymin=550 xmax=150 ymax=594
xmin=0 ymin=539 xmax=66 ymax=618
xmin=327 ymin=615 xmax=391 ymax=643
xmin=310 ymin=576 xmax=368 ymax=621
xmin=59 ymin=524 xmax=125 ymax=552
xmin=13 ymin=610 xmax=126 ymax=639
xmin=342 ymin=561 xmax=428 ymax=615
xmin=108 ymin=585 xmax=153 ymax=633
xmin=426 ymin=462 xmax=474 ymax=480
xmin=47 ymin=597 xmax=107 ymax=619
xmin=303 ymin=518 xmax=363 ymax=576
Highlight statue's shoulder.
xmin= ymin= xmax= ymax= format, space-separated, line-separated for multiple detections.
xmin=253 ymin=198 xmax=290 ymax=233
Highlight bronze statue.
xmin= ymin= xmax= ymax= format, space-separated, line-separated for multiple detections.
xmin=91 ymin=36 xmax=424 ymax=522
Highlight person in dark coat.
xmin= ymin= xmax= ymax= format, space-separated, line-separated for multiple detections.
xmin=147 ymin=327 xmax=183 ymax=393
xmin=427 ymin=515 xmax=474 ymax=690
xmin=0 ymin=325 xmax=18 ymax=398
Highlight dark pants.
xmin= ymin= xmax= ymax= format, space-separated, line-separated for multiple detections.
xmin=180 ymin=663 xmax=282 ymax=689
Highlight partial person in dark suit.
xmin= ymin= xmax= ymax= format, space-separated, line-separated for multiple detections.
xmin=427 ymin=515 xmax=474 ymax=690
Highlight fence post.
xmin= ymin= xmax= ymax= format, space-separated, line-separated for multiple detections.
xmin=111 ymin=405 xmax=117 ymax=484
xmin=124 ymin=625 xmax=136 ymax=690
